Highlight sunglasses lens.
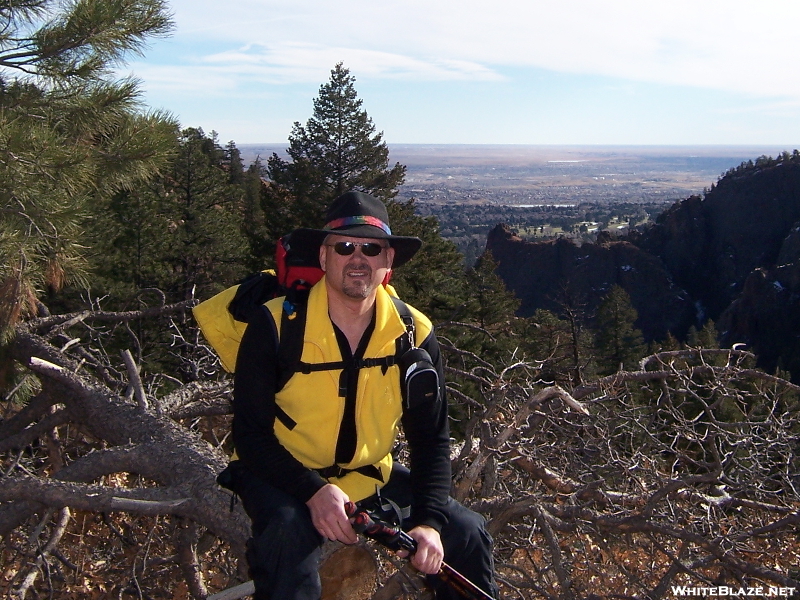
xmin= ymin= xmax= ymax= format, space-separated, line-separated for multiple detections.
xmin=361 ymin=243 xmax=383 ymax=257
xmin=333 ymin=242 xmax=356 ymax=255
xmin=331 ymin=242 xmax=384 ymax=256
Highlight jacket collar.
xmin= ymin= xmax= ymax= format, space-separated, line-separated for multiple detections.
xmin=306 ymin=278 xmax=407 ymax=356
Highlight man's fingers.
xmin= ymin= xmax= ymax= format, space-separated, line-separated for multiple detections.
xmin=332 ymin=519 xmax=358 ymax=544
xmin=411 ymin=546 xmax=441 ymax=574
xmin=316 ymin=515 xmax=357 ymax=543
xmin=306 ymin=484 xmax=355 ymax=542
xmin=406 ymin=526 xmax=444 ymax=575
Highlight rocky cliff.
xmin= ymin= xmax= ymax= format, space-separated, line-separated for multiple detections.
xmin=486 ymin=225 xmax=694 ymax=341
xmin=487 ymin=153 xmax=800 ymax=377
xmin=638 ymin=158 xmax=800 ymax=320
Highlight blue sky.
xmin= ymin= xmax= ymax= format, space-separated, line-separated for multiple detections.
xmin=128 ymin=0 xmax=800 ymax=147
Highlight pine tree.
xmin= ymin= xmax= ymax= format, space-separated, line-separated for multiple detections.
xmin=431 ymin=250 xmax=521 ymax=366
xmin=661 ymin=332 xmax=681 ymax=351
xmin=547 ymin=287 xmax=597 ymax=385
xmin=253 ymin=63 xmax=406 ymax=260
xmin=162 ymin=129 xmax=249 ymax=301
xmin=276 ymin=62 xmax=405 ymax=202
xmin=383 ymin=198 xmax=468 ymax=320
xmin=517 ymin=309 xmax=579 ymax=385
xmin=241 ymin=158 xmax=275 ymax=271
xmin=594 ymin=285 xmax=646 ymax=374
xmin=89 ymin=184 xmax=172 ymax=298
xmin=687 ymin=319 xmax=720 ymax=349
xmin=89 ymin=128 xmax=250 ymax=303
xmin=224 ymin=140 xmax=246 ymax=185
xmin=464 ymin=251 xmax=520 ymax=330
xmin=0 ymin=0 xmax=176 ymax=332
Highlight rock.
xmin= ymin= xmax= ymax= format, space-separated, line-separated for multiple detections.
xmin=486 ymin=224 xmax=694 ymax=341
xmin=638 ymin=161 xmax=800 ymax=320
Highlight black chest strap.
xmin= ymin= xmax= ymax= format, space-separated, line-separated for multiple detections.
xmin=269 ymin=294 xmax=416 ymax=479
xmin=275 ymin=295 xmax=414 ymax=391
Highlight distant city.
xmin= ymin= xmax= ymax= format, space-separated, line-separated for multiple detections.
xmin=237 ymin=144 xmax=787 ymax=207
xmin=237 ymin=144 xmax=792 ymax=264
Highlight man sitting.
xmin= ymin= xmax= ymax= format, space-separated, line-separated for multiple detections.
xmin=230 ymin=191 xmax=498 ymax=599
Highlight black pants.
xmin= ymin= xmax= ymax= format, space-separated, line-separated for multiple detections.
xmin=232 ymin=462 xmax=498 ymax=600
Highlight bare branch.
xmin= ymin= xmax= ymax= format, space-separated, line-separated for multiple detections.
xmin=0 ymin=407 xmax=70 ymax=453
xmin=121 ymin=348 xmax=148 ymax=412
xmin=0 ymin=474 xmax=191 ymax=515
xmin=207 ymin=581 xmax=255 ymax=600
xmin=29 ymin=300 xmax=195 ymax=335
xmin=13 ymin=507 xmax=71 ymax=600
xmin=0 ymin=390 xmax=60 ymax=443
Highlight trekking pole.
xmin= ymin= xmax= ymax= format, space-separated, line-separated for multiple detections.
xmin=345 ymin=502 xmax=494 ymax=600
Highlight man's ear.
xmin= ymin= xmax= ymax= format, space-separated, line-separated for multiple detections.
xmin=319 ymin=244 xmax=327 ymax=271
xmin=386 ymin=247 xmax=395 ymax=268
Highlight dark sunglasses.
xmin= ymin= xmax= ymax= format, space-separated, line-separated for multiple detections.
xmin=327 ymin=241 xmax=386 ymax=257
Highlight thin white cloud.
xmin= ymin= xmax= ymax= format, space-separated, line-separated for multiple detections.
xmin=126 ymin=0 xmax=800 ymax=144
xmin=716 ymin=98 xmax=800 ymax=117
xmin=203 ymin=43 xmax=503 ymax=82
xmin=157 ymin=0 xmax=800 ymax=98
xmin=126 ymin=64 xmax=240 ymax=94
xmin=131 ymin=42 xmax=501 ymax=97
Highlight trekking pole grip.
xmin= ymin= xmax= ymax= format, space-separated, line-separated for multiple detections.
xmin=344 ymin=502 xmax=495 ymax=600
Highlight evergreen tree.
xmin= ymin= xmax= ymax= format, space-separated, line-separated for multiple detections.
xmin=90 ymin=128 xmax=249 ymax=303
xmin=648 ymin=331 xmax=681 ymax=356
xmin=0 ymin=0 xmax=176 ymax=332
xmin=163 ymin=128 xmax=248 ymax=301
xmin=384 ymin=198 xmax=471 ymax=322
xmin=224 ymin=140 xmax=246 ymax=185
xmin=517 ymin=309 xmax=577 ymax=385
xmin=89 ymin=184 xmax=173 ymax=298
xmin=687 ymin=319 xmax=720 ymax=349
xmin=661 ymin=332 xmax=681 ymax=351
xmin=594 ymin=285 xmax=646 ymax=374
xmin=277 ymin=61 xmax=405 ymax=202
xmin=463 ymin=251 xmax=520 ymax=330
xmin=547 ymin=286 xmax=597 ymax=385
xmin=253 ymin=63 xmax=406 ymax=260
xmin=241 ymin=158 xmax=274 ymax=271
xmin=434 ymin=250 xmax=521 ymax=365
xmin=561 ymin=296 xmax=595 ymax=385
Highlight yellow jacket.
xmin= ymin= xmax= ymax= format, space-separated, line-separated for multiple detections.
xmin=263 ymin=278 xmax=433 ymax=502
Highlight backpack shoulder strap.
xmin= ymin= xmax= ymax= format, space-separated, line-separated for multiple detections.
xmin=390 ymin=296 xmax=416 ymax=350
xmin=275 ymin=286 xmax=311 ymax=392
xmin=256 ymin=303 xmax=297 ymax=430
xmin=274 ymin=291 xmax=418 ymax=392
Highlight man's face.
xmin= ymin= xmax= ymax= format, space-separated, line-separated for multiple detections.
xmin=319 ymin=235 xmax=395 ymax=300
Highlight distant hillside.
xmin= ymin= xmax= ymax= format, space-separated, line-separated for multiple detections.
xmin=488 ymin=151 xmax=800 ymax=379
xmin=487 ymin=225 xmax=694 ymax=340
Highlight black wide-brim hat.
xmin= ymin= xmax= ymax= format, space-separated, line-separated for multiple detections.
xmin=289 ymin=191 xmax=422 ymax=268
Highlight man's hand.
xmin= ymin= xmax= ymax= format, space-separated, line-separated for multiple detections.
xmin=403 ymin=525 xmax=443 ymax=575
xmin=306 ymin=484 xmax=358 ymax=544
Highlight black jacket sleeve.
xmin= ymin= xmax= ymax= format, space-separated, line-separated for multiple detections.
xmin=400 ymin=329 xmax=451 ymax=532
xmin=231 ymin=306 xmax=327 ymax=503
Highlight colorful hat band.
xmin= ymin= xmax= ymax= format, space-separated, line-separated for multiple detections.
xmin=324 ymin=215 xmax=392 ymax=235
